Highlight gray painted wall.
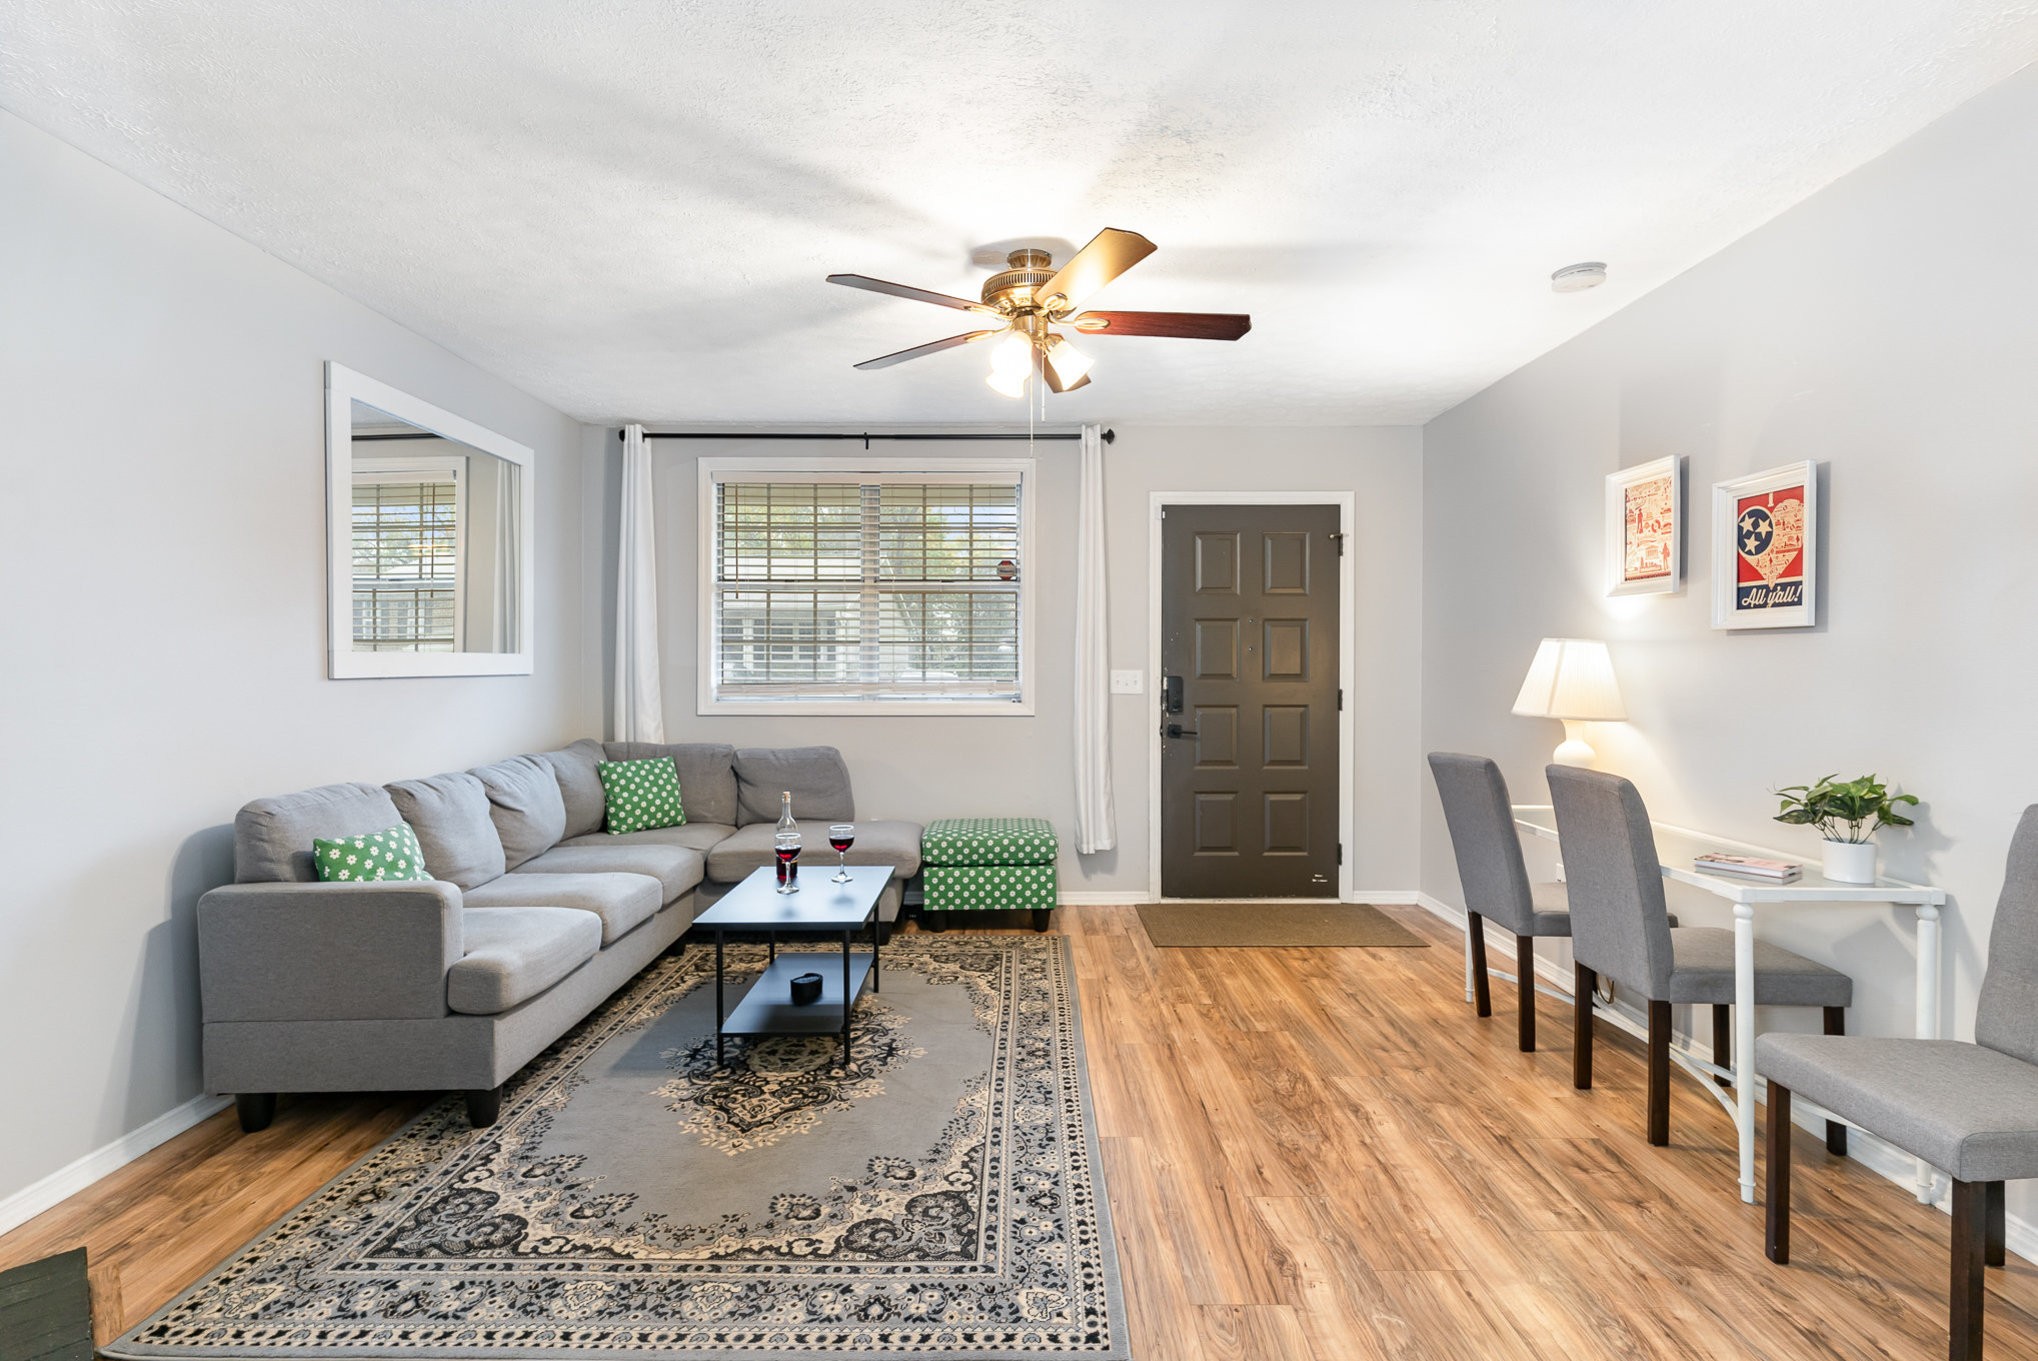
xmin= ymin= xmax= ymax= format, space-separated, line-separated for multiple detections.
xmin=1421 ymin=66 xmax=2038 ymax=1195
xmin=0 ymin=110 xmax=595 ymax=1206
xmin=592 ymin=425 xmax=1425 ymax=896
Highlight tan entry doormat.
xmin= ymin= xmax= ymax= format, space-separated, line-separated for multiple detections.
xmin=1136 ymin=901 xmax=1429 ymax=948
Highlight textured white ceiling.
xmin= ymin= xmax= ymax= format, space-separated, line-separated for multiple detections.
xmin=6 ymin=2 xmax=2037 ymax=426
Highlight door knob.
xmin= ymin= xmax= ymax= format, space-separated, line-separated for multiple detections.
xmin=1162 ymin=723 xmax=1199 ymax=739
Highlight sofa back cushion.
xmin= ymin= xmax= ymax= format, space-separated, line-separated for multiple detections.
xmin=386 ymin=772 xmax=507 ymax=890
xmin=472 ymin=755 xmax=569 ymax=869
xmin=538 ymin=739 xmax=608 ymax=838
xmin=235 ymin=782 xmax=405 ymax=883
xmin=605 ymin=742 xmax=738 ymax=826
xmin=733 ymin=746 xmax=854 ymax=826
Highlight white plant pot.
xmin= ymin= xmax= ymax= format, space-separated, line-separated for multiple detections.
xmin=1822 ymin=840 xmax=1878 ymax=885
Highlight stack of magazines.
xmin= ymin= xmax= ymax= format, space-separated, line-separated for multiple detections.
xmin=1693 ymin=852 xmax=1802 ymax=883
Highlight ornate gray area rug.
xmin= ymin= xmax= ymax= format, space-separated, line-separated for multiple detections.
xmin=107 ymin=936 xmax=1126 ymax=1360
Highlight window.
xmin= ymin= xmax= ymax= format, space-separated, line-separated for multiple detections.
xmin=701 ymin=461 xmax=1032 ymax=713
xmin=351 ymin=460 xmax=465 ymax=653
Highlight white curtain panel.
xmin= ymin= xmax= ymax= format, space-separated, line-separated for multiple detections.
xmin=1072 ymin=423 xmax=1116 ymax=853
xmin=613 ymin=423 xmax=666 ymax=742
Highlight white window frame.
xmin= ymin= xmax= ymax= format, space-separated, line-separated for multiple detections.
xmin=697 ymin=456 xmax=1036 ymax=717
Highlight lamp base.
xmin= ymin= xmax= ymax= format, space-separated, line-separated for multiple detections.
xmin=1552 ymin=721 xmax=1596 ymax=767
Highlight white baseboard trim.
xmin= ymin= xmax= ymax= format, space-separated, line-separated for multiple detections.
xmin=1058 ymin=891 xmax=1151 ymax=906
xmin=1350 ymin=889 xmax=1420 ymax=905
xmin=1416 ymin=892 xmax=2037 ymax=1260
xmin=0 ymin=1092 xmax=231 ymax=1238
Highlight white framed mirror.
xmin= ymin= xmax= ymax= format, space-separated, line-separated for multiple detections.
xmin=325 ymin=363 xmax=535 ymax=678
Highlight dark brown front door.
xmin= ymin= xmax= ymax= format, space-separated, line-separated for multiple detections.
xmin=1160 ymin=504 xmax=1341 ymax=898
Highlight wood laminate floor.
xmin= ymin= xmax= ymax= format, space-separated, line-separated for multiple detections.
xmin=5 ymin=904 xmax=2036 ymax=1359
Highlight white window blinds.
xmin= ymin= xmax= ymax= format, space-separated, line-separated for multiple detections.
xmin=352 ymin=469 xmax=463 ymax=652
xmin=710 ymin=472 xmax=1026 ymax=704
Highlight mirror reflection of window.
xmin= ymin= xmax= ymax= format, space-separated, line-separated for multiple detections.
xmin=348 ymin=401 xmax=519 ymax=656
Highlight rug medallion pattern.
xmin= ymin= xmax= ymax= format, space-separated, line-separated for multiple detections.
xmin=108 ymin=936 xmax=1125 ymax=1359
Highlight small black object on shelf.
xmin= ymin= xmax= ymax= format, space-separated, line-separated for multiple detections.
xmin=789 ymin=972 xmax=824 ymax=1006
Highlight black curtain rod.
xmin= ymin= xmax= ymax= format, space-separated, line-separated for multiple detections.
xmin=619 ymin=429 xmax=1112 ymax=445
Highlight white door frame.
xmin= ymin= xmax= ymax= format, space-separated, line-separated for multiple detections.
xmin=1147 ymin=491 xmax=1358 ymax=903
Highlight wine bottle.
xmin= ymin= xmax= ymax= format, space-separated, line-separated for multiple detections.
xmin=776 ymin=790 xmax=800 ymax=885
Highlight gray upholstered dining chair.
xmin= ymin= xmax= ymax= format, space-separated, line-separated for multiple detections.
xmin=1761 ymin=804 xmax=2038 ymax=1361
xmin=1546 ymin=765 xmax=1853 ymax=1147
xmin=1428 ymin=752 xmax=1571 ymax=1051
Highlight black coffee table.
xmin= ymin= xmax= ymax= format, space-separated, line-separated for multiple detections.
xmin=691 ymin=864 xmax=893 ymax=1066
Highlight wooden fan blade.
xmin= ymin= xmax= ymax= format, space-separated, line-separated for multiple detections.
xmin=1070 ymin=310 xmax=1251 ymax=340
xmin=1037 ymin=229 xmax=1156 ymax=314
xmin=828 ymin=274 xmax=995 ymax=313
xmin=853 ymin=330 xmax=999 ymax=370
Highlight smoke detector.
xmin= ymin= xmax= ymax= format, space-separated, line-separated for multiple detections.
xmin=1551 ymin=262 xmax=1608 ymax=292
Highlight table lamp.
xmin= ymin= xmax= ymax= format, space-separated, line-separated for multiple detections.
xmin=1511 ymin=638 xmax=1625 ymax=766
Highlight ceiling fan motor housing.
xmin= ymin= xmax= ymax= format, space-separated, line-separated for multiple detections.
xmin=981 ymin=248 xmax=1059 ymax=313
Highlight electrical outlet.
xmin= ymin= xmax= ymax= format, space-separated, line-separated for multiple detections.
xmin=1109 ymin=670 xmax=1144 ymax=695
xmin=1554 ymin=859 xmax=1566 ymax=882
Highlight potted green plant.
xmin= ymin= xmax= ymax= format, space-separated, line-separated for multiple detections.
xmin=1772 ymin=773 xmax=1919 ymax=884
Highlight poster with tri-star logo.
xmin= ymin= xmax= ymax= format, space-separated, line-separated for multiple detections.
xmin=1711 ymin=461 xmax=1819 ymax=629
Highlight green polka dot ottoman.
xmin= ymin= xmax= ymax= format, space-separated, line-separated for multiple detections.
xmin=919 ymin=817 xmax=1059 ymax=932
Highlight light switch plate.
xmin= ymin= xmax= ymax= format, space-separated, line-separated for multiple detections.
xmin=1109 ymin=670 xmax=1144 ymax=695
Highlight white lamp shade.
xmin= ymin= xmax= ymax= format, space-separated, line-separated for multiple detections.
xmin=1511 ymin=638 xmax=1626 ymax=721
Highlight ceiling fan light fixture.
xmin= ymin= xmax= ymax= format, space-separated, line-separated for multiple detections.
xmin=1043 ymin=334 xmax=1093 ymax=387
xmin=988 ymin=329 xmax=1034 ymax=379
xmin=985 ymin=366 xmax=1029 ymax=399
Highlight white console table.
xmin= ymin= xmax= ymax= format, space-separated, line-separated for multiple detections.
xmin=1510 ymin=804 xmax=1947 ymax=1206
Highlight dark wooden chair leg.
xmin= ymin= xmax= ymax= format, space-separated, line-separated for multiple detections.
xmin=1469 ymin=914 xmax=1492 ymax=1018
xmin=1712 ymin=1003 xmax=1731 ymax=1087
xmin=1766 ymin=1083 xmax=1791 ymax=1263
xmin=1573 ymin=962 xmax=1595 ymax=1089
xmin=1516 ymin=934 xmax=1536 ymax=1051
xmin=235 ymin=1093 xmax=277 ymax=1134
xmin=1987 ymin=1181 xmax=2006 ymax=1268
xmin=1822 ymin=1006 xmax=1849 ymax=1155
xmin=464 ymin=1086 xmax=503 ymax=1128
xmin=1032 ymin=908 xmax=1053 ymax=932
xmin=1647 ymin=999 xmax=1672 ymax=1145
xmin=1951 ymin=1177 xmax=1987 ymax=1361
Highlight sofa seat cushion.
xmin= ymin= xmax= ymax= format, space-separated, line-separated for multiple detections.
xmin=921 ymin=817 xmax=1059 ymax=867
xmin=235 ymin=782 xmax=405 ymax=883
xmin=706 ymin=819 xmax=923 ymax=884
xmin=464 ymin=871 xmax=665 ymax=945
xmin=386 ymin=772 xmax=508 ymax=890
xmin=734 ymin=747 xmax=854 ymax=826
xmin=471 ymin=754 xmax=569 ymax=870
xmin=448 ymin=907 xmax=601 ymax=1016
xmin=513 ymin=844 xmax=704 ymax=905
xmin=559 ymin=824 xmax=737 ymax=855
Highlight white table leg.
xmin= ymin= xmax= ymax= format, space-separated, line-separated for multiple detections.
xmin=1735 ymin=901 xmax=1758 ymax=1204
xmin=1914 ymin=902 xmax=1943 ymax=1203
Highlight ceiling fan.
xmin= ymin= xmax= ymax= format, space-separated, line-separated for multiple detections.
xmin=827 ymin=228 xmax=1251 ymax=397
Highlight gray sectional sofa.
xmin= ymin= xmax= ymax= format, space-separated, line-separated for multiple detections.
xmin=198 ymin=740 xmax=922 ymax=1132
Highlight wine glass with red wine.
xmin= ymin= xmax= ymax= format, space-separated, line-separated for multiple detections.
xmin=774 ymin=831 xmax=801 ymax=894
xmin=829 ymin=824 xmax=855 ymax=883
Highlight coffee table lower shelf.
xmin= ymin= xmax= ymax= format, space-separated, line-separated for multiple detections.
xmin=716 ymin=952 xmax=875 ymax=1065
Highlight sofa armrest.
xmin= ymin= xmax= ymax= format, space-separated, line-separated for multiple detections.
xmin=197 ymin=881 xmax=463 ymax=1023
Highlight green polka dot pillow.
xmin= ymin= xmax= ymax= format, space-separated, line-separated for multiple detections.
xmin=597 ymin=756 xmax=686 ymax=835
xmin=312 ymin=823 xmax=429 ymax=883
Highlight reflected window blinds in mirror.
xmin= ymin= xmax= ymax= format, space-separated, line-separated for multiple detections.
xmin=325 ymin=364 xmax=535 ymax=678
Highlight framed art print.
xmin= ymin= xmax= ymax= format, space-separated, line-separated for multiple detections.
xmin=1605 ymin=455 xmax=1681 ymax=596
xmin=1712 ymin=461 xmax=1818 ymax=629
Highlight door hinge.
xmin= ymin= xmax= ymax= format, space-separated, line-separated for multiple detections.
xmin=1337 ymin=842 xmax=1344 ymax=866
xmin=1337 ymin=687 xmax=1344 ymax=711
xmin=1329 ymin=531 xmax=1345 ymax=556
